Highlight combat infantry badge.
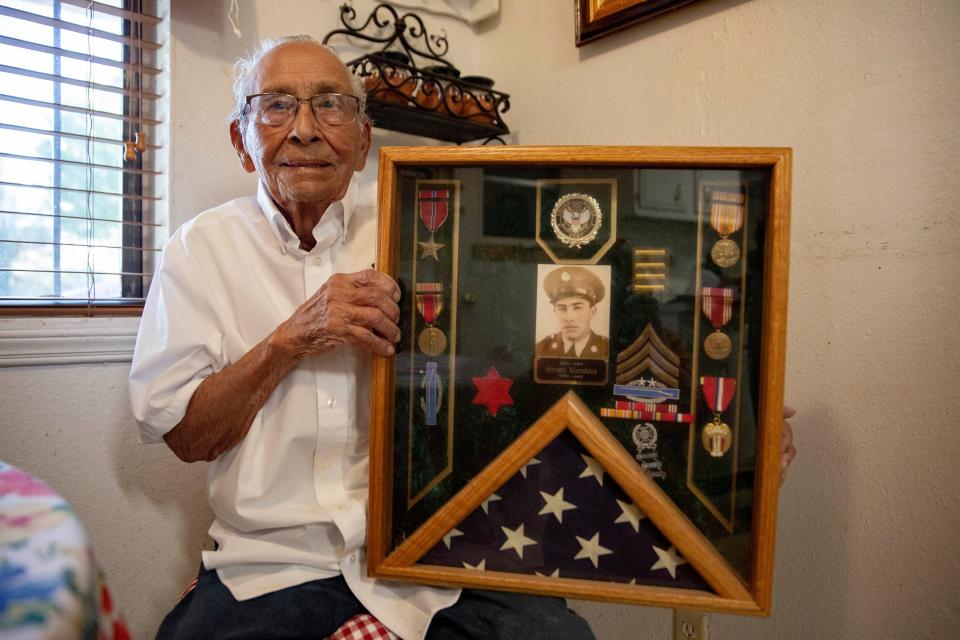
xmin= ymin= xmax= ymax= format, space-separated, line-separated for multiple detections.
xmin=550 ymin=193 xmax=602 ymax=249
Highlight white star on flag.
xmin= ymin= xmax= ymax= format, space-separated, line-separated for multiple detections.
xmin=535 ymin=568 xmax=561 ymax=578
xmin=442 ymin=528 xmax=463 ymax=549
xmin=650 ymin=545 xmax=687 ymax=579
xmin=614 ymin=499 xmax=646 ymax=532
xmin=480 ymin=493 xmax=501 ymax=514
xmin=538 ymin=488 xmax=577 ymax=523
xmin=462 ymin=559 xmax=486 ymax=571
xmin=500 ymin=523 xmax=537 ymax=559
xmin=574 ymin=532 xmax=613 ymax=568
xmin=578 ymin=454 xmax=605 ymax=485
xmin=520 ymin=457 xmax=541 ymax=478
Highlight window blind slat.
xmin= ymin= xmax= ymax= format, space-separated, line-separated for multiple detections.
xmin=1 ymin=267 xmax=154 ymax=278
xmin=0 ymin=122 xmax=162 ymax=150
xmin=0 ymin=297 xmax=147 ymax=302
xmin=0 ymin=6 xmax=162 ymax=51
xmin=0 ymin=64 xmax=162 ymax=100
xmin=0 ymin=35 xmax=162 ymax=75
xmin=0 ymin=152 xmax=162 ymax=176
xmin=0 ymin=94 xmax=161 ymax=126
xmin=0 ymin=238 xmax=160 ymax=252
xmin=0 ymin=180 xmax=162 ymax=201
xmin=59 ymin=0 xmax=162 ymax=25
xmin=0 ymin=210 xmax=161 ymax=228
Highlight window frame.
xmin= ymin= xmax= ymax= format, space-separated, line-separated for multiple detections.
xmin=0 ymin=0 xmax=163 ymax=318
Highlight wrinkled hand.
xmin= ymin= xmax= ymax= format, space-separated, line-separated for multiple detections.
xmin=780 ymin=405 xmax=797 ymax=486
xmin=278 ymin=269 xmax=401 ymax=358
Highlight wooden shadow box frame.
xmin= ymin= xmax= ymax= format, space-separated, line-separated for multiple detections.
xmin=369 ymin=146 xmax=791 ymax=615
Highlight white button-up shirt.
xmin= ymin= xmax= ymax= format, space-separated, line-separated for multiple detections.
xmin=129 ymin=179 xmax=460 ymax=640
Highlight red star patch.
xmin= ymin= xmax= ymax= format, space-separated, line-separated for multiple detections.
xmin=471 ymin=367 xmax=514 ymax=417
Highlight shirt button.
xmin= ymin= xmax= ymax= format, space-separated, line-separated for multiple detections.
xmin=349 ymin=554 xmax=357 ymax=564
xmin=338 ymin=503 xmax=348 ymax=511
xmin=318 ymin=459 xmax=331 ymax=470
xmin=327 ymin=397 xmax=336 ymax=409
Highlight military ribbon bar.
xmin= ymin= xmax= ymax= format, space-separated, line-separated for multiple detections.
xmin=419 ymin=190 xmax=450 ymax=232
xmin=709 ymin=191 xmax=745 ymax=237
xmin=700 ymin=376 xmax=736 ymax=414
xmin=600 ymin=407 xmax=694 ymax=423
xmin=615 ymin=401 xmax=679 ymax=414
xmin=701 ymin=287 xmax=735 ymax=330
xmin=415 ymin=283 xmax=444 ymax=325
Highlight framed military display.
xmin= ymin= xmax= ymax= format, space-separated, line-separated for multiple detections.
xmin=368 ymin=146 xmax=791 ymax=615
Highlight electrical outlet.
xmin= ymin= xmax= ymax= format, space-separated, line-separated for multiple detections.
xmin=673 ymin=609 xmax=709 ymax=640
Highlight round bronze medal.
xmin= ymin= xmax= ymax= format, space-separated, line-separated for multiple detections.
xmin=710 ymin=238 xmax=741 ymax=268
xmin=701 ymin=420 xmax=733 ymax=458
xmin=704 ymin=331 xmax=732 ymax=360
xmin=418 ymin=327 xmax=447 ymax=356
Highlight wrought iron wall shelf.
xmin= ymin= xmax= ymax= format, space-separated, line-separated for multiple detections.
xmin=323 ymin=3 xmax=510 ymax=144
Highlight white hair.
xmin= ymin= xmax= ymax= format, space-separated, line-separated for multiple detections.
xmin=229 ymin=35 xmax=369 ymax=126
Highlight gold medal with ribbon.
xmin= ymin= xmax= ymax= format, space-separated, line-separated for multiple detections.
xmin=709 ymin=191 xmax=745 ymax=268
xmin=701 ymin=287 xmax=735 ymax=360
xmin=700 ymin=376 xmax=735 ymax=457
xmin=415 ymin=282 xmax=446 ymax=356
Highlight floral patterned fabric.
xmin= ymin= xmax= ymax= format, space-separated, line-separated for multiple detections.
xmin=0 ymin=462 xmax=129 ymax=640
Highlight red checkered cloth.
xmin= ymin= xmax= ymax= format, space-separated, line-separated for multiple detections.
xmin=328 ymin=614 xmax=398 ymax=640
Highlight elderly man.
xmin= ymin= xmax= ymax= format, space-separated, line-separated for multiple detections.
xmin=129 ymin=36 xmax=596 ymax=639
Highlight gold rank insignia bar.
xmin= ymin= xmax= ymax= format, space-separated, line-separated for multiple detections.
xmin=632 ymin=248 xmax=667 ymax=293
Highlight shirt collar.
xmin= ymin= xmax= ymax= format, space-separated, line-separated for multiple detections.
xmin=256 ymin=177 xmax=359 ymax=255
xmin=562 ymin=333 xmax=591 ymax=357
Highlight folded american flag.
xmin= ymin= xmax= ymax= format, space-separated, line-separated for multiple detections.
xmin=419 ymin=431 xmax=709 ymax=589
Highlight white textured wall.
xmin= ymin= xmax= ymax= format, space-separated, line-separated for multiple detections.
xmin=0 ymin=327 xmax=211 ymax=632
xmin=1 ymin=0 xmax=958 ymax=638
xmin=475 ymin=0 xmax=960 ymax=638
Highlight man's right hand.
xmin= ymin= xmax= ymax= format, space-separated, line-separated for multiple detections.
xmin=275 ymin=269 xmax=402 ymax=359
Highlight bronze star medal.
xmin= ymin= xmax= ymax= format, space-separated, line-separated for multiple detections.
xmin=418 ymin=188 xmax=450 ymax=261
xmin=418 ymin=238 xmax=445 ymax=260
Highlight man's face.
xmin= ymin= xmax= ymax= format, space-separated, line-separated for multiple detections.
xmin=231 ymin=43 xmax=371 ymax=211
xmin=552 ymin=295 xmax=596 ymax=343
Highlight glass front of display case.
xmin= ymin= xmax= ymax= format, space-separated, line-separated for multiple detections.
xmin=368 ymin=147 xmax=790 ymax=613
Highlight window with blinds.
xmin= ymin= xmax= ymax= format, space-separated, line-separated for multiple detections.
xmin=0 ymin=0 xmax=163 ymax=314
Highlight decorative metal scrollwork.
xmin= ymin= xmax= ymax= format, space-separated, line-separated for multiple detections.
xmin=323 ymin=3 xmax=509 ymax=144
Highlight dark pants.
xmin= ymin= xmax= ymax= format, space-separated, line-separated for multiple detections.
xmin=157 ymin=565 xmax=596 ymax=640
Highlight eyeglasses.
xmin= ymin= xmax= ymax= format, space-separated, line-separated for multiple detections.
xmin=243 ymin=92 xmax=361 ymax=127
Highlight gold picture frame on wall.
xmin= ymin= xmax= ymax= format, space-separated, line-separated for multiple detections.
xmin=575 ymin=0 xmax=704 ymax=46
xmin=368 ymin=146 xmax=792 ymax=614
